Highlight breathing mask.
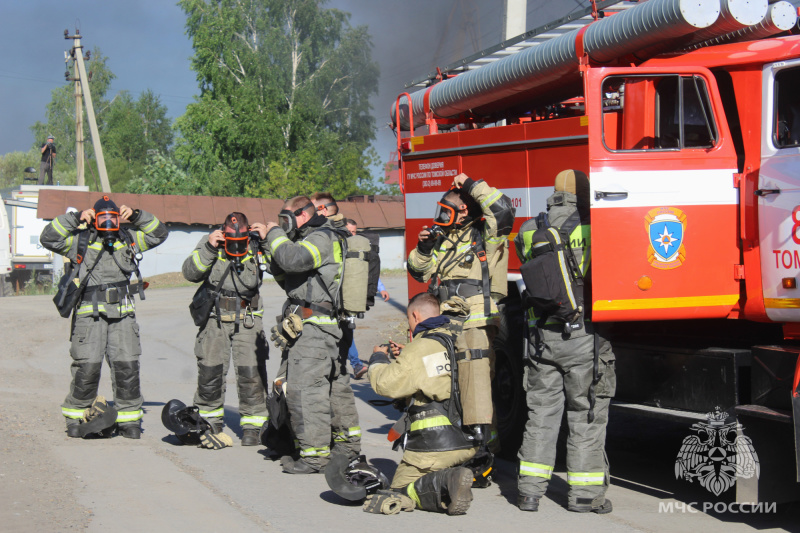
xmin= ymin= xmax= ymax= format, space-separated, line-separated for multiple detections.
xmin=432 ymin=190 xmax=468 ymax=231
xmin=93 ymin=195 xmax=120 ymax=246
xmin=224 ymin=216 xmax=250 ymax=269
xmin=278 ymin=203 xmax=313 ymax=240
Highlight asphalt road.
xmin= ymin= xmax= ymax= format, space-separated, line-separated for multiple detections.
xmin=0 ymin=275 xmax=796 ymax=532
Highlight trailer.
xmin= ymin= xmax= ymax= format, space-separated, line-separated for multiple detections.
xmin=392 ymin=0 xmax=800 ymax=502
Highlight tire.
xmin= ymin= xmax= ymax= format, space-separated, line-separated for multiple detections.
xmin=492 ymin=293 xmax=527 ymax=459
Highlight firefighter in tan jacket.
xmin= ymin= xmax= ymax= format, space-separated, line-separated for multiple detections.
xmin=407 ymin=173 xmax=515 ymax=445
xmin=368 ymin=292 xmax=478 ymax=515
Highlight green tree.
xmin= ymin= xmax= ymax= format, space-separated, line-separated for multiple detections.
xmin=175 ymin=0 xmax=380 ymax=198
xmin=127 ymin=153 xmax=198 ymax=195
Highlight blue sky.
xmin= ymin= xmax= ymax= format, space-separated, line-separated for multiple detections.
xmin=0 ymin=1 xmax=606 ymax=180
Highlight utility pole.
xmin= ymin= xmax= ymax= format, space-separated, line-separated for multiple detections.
xmin=65 ymin=46 xmax=84 ymax=185
xmin=64 ymin=29 xmax=110 ymax=192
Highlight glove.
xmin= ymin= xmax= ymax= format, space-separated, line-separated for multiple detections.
xmin=270 ymin=315 xmax=303 ymax=350
xmin=82 ymin=395 xmax=110 ymax=422
xmin=363 ymin=491 xmax=415 ymax=514
xmin=199 ymin=432 xmax=233 ymax=449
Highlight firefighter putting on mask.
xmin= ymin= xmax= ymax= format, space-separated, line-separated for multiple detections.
xmin=407 ymin=173 xmax=515 ymax=450
xmin=182 ymin=212 xmax=271 ymax=447
xmin=41 ymin=196 xmax=168 ymax=439
xmin=264 ymin=196 xmax=361 ymax=474
xmin=514 ymin=170 xmax=617 ymax=514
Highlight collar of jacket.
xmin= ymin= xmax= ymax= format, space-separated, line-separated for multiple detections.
xmin=296 ymin=212 xmax=328 ymax=239
xmin=413 ymin=315 xmax=451 ymax=337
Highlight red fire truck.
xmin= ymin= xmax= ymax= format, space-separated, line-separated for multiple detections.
xmin=392 ymin=0 xmax=800 ymax=501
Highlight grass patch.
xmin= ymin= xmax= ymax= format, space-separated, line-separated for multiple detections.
xmin=144 ymin=272 xmax=195 ymax=290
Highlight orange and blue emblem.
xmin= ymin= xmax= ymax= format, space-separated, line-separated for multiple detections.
xmin=645 ymin=207 xmax=686 ymax=269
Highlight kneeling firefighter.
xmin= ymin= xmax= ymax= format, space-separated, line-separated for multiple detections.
xmin=327 ymin=292 xmax=485 ymax=515
xmin=182 ymin=212 xmax=271 ymax=446
xmin=41 ymin=196 xmax=168 ymax=438
xmin=407 ymin=173 xmax=515 ymax=450
xmin=514 ymin=170 xmax=616 ymax=513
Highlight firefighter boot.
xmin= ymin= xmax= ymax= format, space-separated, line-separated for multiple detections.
xmin=517 ymin=495 xmax=540 ymax=511
xmin=407 ymin=467 xmax=474 ymax=515
xmin=118 ymin=424 xmax=142 ymax=439
xmin=241 ymin=428 xmax=260 ymax=446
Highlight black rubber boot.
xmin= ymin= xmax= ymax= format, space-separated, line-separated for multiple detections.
xmin=118 ymin=425 xmax=142 ymax=439
xmin=66 ymin=424 xmax=81 ymax=438
xmin=241 ymin=428 xmax=259 ymax=446
xmin=281 ymin=456 xmax=321 ymax=474
xmin=410 ymin=467 xmax=473 ymax=515
xmin=517 ymin=495 xmax=540 ymax=511
xmin=568 ymin=498 xmax=613 ymax=514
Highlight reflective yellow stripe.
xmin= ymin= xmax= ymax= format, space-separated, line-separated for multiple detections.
xmin=300 ymin=241 xmax=322 ymax=268
xmin=406 ymin=480 xmax=421 ymax=508
xmin=764 ymin=298 xmax=800 ymax=309
xmin=332 ymin=431 xmax=348 ymax=442
xmin=481 ymin=189 xmax=501 ymax=208
xmin=52 ymin=217 xmax=69 ymax=237
xmin=64 ymin=235 xmax=74 ymax=254
xmin=410 ymin=415 xmax=451 ymax=432
xmin=464 ymin=312 xmax=498 ymax=324
xmin=567 ymin=472 xmax=605 ymax=486
xmin=192 ymin=250 xmax=212 ymax=272
xmin=520 ymin=461 xmax=553 ymax=479
xmin=299 ymin=446 xmax=330 ymax=457
xmin=270 ymin=235 xmax=289 ymax=250
xmin=199 ymin=408 xmax=224 ymax=418
xmin=88 ymin=243 xmax=102 ymax=251
xmin=137 ymin=231 xmax=148 ymax=251
xmin=347 ymin=426 xmax=361 ymax=436
xmin=593 ymin=294 xmax=739 ymax=312
xmin=113 ymin=241 xmax=126 ymax=250
xmin=62 ymin=407 xmax=85 ymax=419
xmin=302 ymin=316 xmax=338 ymax=326
xmin=240 ymin=416 xmax=268 ymax=427
xmin=116 ymin=410 xmax=143 ymax=422
xmin=142 ymin=217 xmax=159 ymax=233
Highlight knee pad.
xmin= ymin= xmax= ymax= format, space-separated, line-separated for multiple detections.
xmin=198 ymin=363 xmax=224 ymax=402
xmin=73 ymin=363 xmax=103 ymax=400
xmin=236 ymin=366 xmax=266 ymax=406
xmin=112 ymin=361 xmax=141 ymax=401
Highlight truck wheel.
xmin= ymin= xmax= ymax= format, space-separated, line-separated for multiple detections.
xmin=493 ymin=299 xmax=527 ymax=459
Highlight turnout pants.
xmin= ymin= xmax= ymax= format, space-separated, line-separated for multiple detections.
xmin=517 ymin=325 xmax=616 ymax=507
xmin=283 ymin=321 xmax=360 ymax=469
xmin=193 ymin=316 xmax=269 ymax=429
xmin=62 ymin=315 xmax=144 ymax=427
xmin=391 ymin=448 xmax=478 ymax=489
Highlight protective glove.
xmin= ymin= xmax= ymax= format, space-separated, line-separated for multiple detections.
xmin=199 ymin=432 xmax=233 ymax=450
xmin=270 ymin=315 xmax=303 ymax=350
xmin=82 ymin=395 xmax=110 ymax=422
xmin=363 ymin=490 xmax=415 ymax=515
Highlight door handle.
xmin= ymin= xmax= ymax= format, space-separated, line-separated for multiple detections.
xmin=754 ymin=188 xmax=780 ymax=197
xmin=595 ymin=191 xmax=628 ymax=200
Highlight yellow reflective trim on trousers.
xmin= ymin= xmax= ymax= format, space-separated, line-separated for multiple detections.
xmin=481 ymin=190 xmax=501 ymax=208
xmin=347 ymin=426 xmax=361 ymax=436
xmin=409 ymin=415 xmax=451 ymax=431
xmin=302 ymin=316 xmax=338 ymax=326
xmin=52 ymin=217 xmax=69 ymax=237
xmin=240 ymin=416 xmax=268 ymax=427
xmin=332 ymin=432 xmax=347 ymax=442
xmin=116 ymin=410 xmax=143 ymax=422
xmin=300 ymin=446 xmax=331 ymax=457
xmin=406 ymin=481 xmax=421 ymax=508
xmin=567 ymin=472 xmax=605 ymax=486
xmin=199 ymin=408 xmax=224 ymax=418
xmin=300 ymin=241 xmax=322 ymax=268
xmin=142 ymin=217 xmax=160 ymax=233
xmin=520 ymin=461 xmax=554 ymax=479
xmin=192 ymin=249 xmax=211 ymax=272
xmin=76 ymin=304 xmax=136 ymax=316
xmin=270 ymin=235 xmax=289 ymax=250
xmin=62 ymin=407 xmax=86 ymax=419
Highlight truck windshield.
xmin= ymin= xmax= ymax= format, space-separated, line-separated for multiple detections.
xmin=775 ymin=67 xmax=800 ymax=148
xmin=602 ymin=74 xmax=717 ymax=151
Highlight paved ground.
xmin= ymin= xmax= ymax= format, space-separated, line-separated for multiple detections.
xmin=0 ymin=275 xmax=796 ymax=532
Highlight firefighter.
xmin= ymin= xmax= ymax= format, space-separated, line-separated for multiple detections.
xmin=264 ymin=196 xmax=361 ymax=474
xmin=41 ymin=196 xmax=168 ymax=438
xmin=513 ymin=170 xmax=616 ymax=513
xmin=182 ymin=212 xmax=270 ymax=446
xmin=366 ymin=292 xmax=477 ymax=515
xmin=407 ymin=173 xmax=515 ymax=447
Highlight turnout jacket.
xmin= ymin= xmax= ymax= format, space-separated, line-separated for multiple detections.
xmin=266 ymin=215 xmax=343 ymax=327
xmin=369 ymin=320 xmax=474 ymax=452
xmin=407 ymin=178 xmax=514 ymax=329
xmin=40 ymin=209 xmax=168 ymax=318
xmin=182 ymin=235 xmax=270 ymax=320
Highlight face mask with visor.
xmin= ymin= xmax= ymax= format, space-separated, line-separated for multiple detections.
xmin=432 ymin=193 xmax=467 ymax=230
xmin=224 ymin=217 xmax=250 ymax=264
xmin=95 ymin=211 xmax=121 ymax=246
xmin=278 ymin=203 xmax=313 ymax=238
